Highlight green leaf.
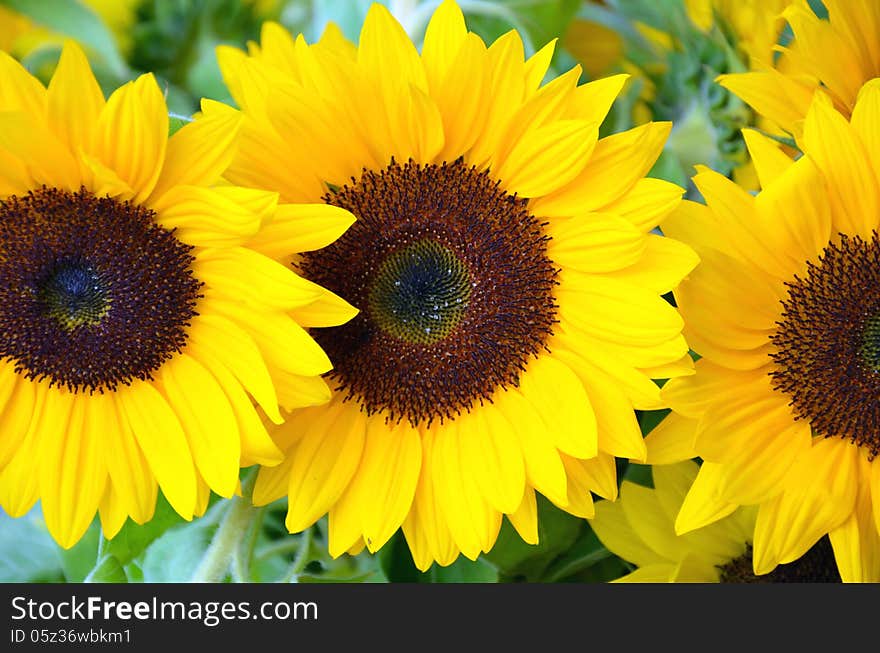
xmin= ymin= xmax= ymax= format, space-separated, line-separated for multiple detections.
xmin=0 ymin=507 xmax=63 ymax=582
xmin=541 ymin=526 xmax=616 ymax=582
xmin=58 ymin=519 xmax=101 ymax=583
xmin=430 ymin=555 xmax=498 ymax=583
xmin=638 ymin=408 xmax=671 ymax=436
xmin=85 ymin=555 xmax=128 ymax=583
xmin=623 ymin=462 xmax=654 ymax=488
xmin=2 ymin=0 xmax=130 ymax=80
xmin=377 ymin=530 xmax=423 ymax=582
xmin=141 ymin=521 xmax=214 ymax=583
xmin=103 ymin=493 xmax=188 ymax=566
xmin=484 ymin=495 xmax=584 ymax=581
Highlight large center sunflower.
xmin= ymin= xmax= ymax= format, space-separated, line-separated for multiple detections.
xmin=651 ymin=83 xmax=880 ymax=582
xmin=0 ymin=41 xmax=356 ymax=549
xmin=211 ymin=0 xmax=698 ymax=570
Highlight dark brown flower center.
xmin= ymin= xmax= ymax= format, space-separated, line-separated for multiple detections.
xmin=770 ymin=232 xmax=880 ymax=457
xmin=299 ymin=158 xmax=558 ymax=427
xmin=718 ymin=537 xmax=840 ymax=583
xmin=0 ymin=187 xmax=202 ymax=393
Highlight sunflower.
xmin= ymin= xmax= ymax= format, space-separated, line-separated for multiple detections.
xmin=0 ymin=41 xmax=356 ymax=549
xmin=684 ymin=0 xmax=789 ymax=68
xmin=652 ymin=82 xmax=880 ymax=581
xmin=565 ymin=0 xmax=789 ymax=194
xmin=210 ymin=0 xmax=699 ymax=571
xmin=718 ymin=0 xmax=880 ymax=137
xmin=590 ymin=460 xmax=845 ymax=582
xmin=0 ymin=0 xmax=139 ymax=60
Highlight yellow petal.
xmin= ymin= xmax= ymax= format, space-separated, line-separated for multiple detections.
xmin=829 ymin=454 xmax=880 ymax=583
xmin=38 ymin=392 xmax=107 ymax=549
xmin=497 ymin=119 xmax=597 ymax=198
xmin=355 ymin=416 xmax=423 ymax=553
xmin=93 ymin=74 xmax=167 ymax=204
xmin=741 ymin=128 xmax=795 ymax=188
xmin=517 ymin=355 xmax=598 ymax=460
xmin=532 ymin=121 xmax=671 ymax=217
xmin=717 ymin=70 xmax=814 ymax=137
xmin=117 ymin=380 xmax=197 ymax=520
xmin=100 ymin=391 xmax=157 ymax=524
xmin=590 ymin=497 xmax=666 ymax=567
xmin=159 ymin=353 xmax=240 ymax=498
xmin=851 ymin=79 xmax=880 ymax=181
xmin=187 ymin=313 xmax=282 ymax=424
xmin=801 ymin=90 xmax=878 ymax=240
xmin=458 ymin=403 xmax=525 ymax=514
xmin=403 ymin=428 xmax=460 ymax=570
xmin=507 ymin=488 xmax=538 ymax=545
xmin=99 ymin=484 xmax=129 ymax=540
xmin=421 ymin=0 xmax=468 ymax=91
xmin=0 ymin=366 xmax=31 ymax=470
xmin=151 ymin=99 xmax=242 ymax=200
xmin=284 ymin=401 xmax=366 ymax=533
xmin=607 ymin=234 xmax=699 ymax=295
xmin=358 ymin=3 xmax=428 ymax=98
xmin=0 ymin=111 xmax=80 ymax=190
xmin=431 ymin=423 xmax=494 ymax=560
xmin=0 ymin=50 xmax=46 ymax=116
xmin=247 ymin=203 xmax=355 ymax=258
xmin=197 ymin=353 xmax=282 ymax=468
xmin=644 ymin=414 xmax=698 ymax=465
xmin=47 ymin=41 xmax=105 ymax=158
xmin=547 ymin=212 xmax=646 ymax=273
xmin=675 ymin=462 xmax=740 ymax=535
xmin=211 ymin=300 xmax=332 ymax=377
xmin=491 ymin=388 xmax=568 ymax=507
xmin=198 ymin=246 xmax=323 ymax=310
xmin=601 ymin=177 xmax=683 ymax=232
xmin=752 ymin=438 xmax=859 ymax=575
xmin=153 ymin=186 xmax=262 ymax=247
xmin=431 ymin=32 xmax=490 ymax=161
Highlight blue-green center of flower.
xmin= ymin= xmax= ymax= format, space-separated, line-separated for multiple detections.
xmin=368 ymin=239 xmax=471 ymax=345
xmin=303 ymin=159 xmax=558 ymax=427
xmin=39 ymin=260 xmax=110 ymax=330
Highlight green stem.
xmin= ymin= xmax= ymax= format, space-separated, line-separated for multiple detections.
xmin=254 ymin=538 xmax=305 ymax=563
xmin=279 ymin=529 xmax=313 ymax=583
xmin=189 ymin=469 xmax=259 ymax=583
xmin=231 ymin=506 xmax=265 ymax=583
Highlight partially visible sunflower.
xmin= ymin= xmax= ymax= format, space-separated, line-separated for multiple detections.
xmin=210 ymin=0 xmax=699 ymax=571
xmin=650 ymin=82 xmax=880 ymax=582
xmin=0 ymin=0 xmax=139 ymax=60
xmin=684 ymin=0 xmax=789 ymax=68
xmin=0 ymin=41 xmax=356 ymax=549
xmin=719 ymin=0 xmax=880 ymax=137
xmin=590 ymin=460 xmax=844 ymax=582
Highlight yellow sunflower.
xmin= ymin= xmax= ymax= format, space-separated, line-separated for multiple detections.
xmin=590 ymin=460 xmax=845 ymax=582
xmin=210 ymin=0 xmax=699 ymax=571
xmin=0 ymin=0 xmax=139 ymax=60
xmin=718 ymin=0 xmax=880 ymax=136
xmin=0 ymin=41 xmax=356 ymax=549
xmin=651 ymin=82 xmax=880 ymax=581
xmin=685 ymin=0 xmax=789 ymax=68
